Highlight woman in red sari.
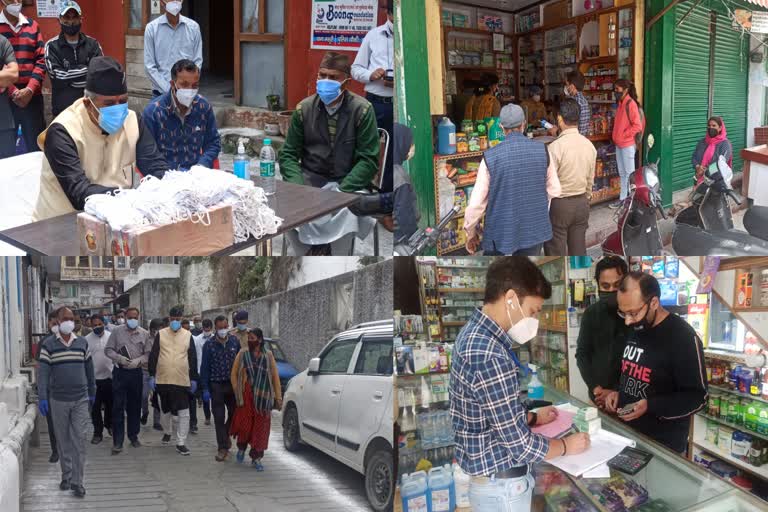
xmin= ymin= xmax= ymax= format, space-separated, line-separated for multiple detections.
xmin=229 ymin=328 xmax=282 ymax=470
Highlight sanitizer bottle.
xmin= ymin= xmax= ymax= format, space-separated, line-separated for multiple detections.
xmin=528 ymin=364 xmax=544 ymax=399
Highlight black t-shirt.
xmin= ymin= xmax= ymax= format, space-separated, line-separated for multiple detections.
xmin=0 ymin=35 xmax=17 ymax=131
xmin=617 ymin=313 xmax=708 ymax=453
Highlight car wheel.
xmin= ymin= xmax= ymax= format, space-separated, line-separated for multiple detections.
xmin=283 ymin=406 xmax=301 ymax=452
xmin=365 ymin=448 xmax=393 ymax=512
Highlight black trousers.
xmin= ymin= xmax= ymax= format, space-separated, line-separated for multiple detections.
xmin=91 ymin=378 xmax=113 ymax=436
xmin=45 ymin=407 xmax=57 ymax=455
xmin=112 ymin=367 xmax=143 ymax=446
xmin=0 ymin=128 xmax=15 ymax=159
xmin=10 ymin=94 xmax=45 ymax=154
xmin=367 ymin=93 xmax=393 ymax=193
xmin=211 ymin=382 xmax=236 ymax=450
xmin=189 ymin=393 xmax=198 ymax=428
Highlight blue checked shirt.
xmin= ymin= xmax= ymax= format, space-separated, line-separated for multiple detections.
xmin=199 ymin=335 xmax=241 ymax=392
xmin=450 ymin=308 xmax=550 ymax=476
xmin=574 ymin=91 xmax=592 ymax=136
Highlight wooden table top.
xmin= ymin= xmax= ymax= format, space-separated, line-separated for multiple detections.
xmin=0 ymin=181 xmax=358 ymax=256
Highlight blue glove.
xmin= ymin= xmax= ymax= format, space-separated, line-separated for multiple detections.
xmin=149 ymin=377 xmax=156 ymax=391
xmin=190 ymin=380 xmax=198 ymax=394
xmin=202 ymin=390 xmax=211 ymax=403
xmin=38 ymin=399 xmax=49 ymax=417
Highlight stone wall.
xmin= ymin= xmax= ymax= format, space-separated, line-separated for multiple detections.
xmin=129 ymin=278 xmax=182 ymax=327
xmin=202 ymin=259 xmax=393 ymax=369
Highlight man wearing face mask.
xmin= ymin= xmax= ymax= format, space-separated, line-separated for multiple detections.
xmin=352 ymin=0 xmax=394 ymax=192
xmin=147 ymin=318 xmax=165 ymax=430
xmin=108 ymin=309 xmax=125 ymax=332
xmin=187 ymin=318 xmax=212 ymax=433
xmin=520 ymin=85 xmax=547 ymax=127
xmin=144 ymin=0 xmax=202 ymax=98
xmin=229 ymin=310 xmax=250 ymax=350
xmin=554 ymin=71 xmax=591 ymax=136
xmin=575 ymin=256 xmax=630 ymax=408
xmin=200 ymin=315 xmax=240 ymax=461
xmin=279 ymin=52 xmax=380 ymax=255
xmin=85 ymin=314 xmax=113 ymax=445
xmin=31 ymin=56 xmax=168 ymax=222
xmin=143 ymin=59 xmax=220 ymax=172
xmin=148 ymin=306 xmax=199 ymax=456
xmin=605 ymin=272 xmax=707 ymax=454
xmin=0 ymin=0 xmax=46 ymax=154
xmin=44 ymin=1 xmax=103 ymax=117
xmin=37 ymin=306 xmax=96 ymax=498
xmin=451 ymin=257 xmax=590 ymax=510
xmin=37 ymin=310 xmax=61 ymax=464
xmin=104 ymin=307 xmax=150 ymax=454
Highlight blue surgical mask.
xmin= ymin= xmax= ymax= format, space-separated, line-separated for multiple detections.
xmin=170 ymin=320 xmax=182 ymax=331
xmin=237 ymin=323 xmax=247 ymax=331
xmin=217 ymin=329 xmax=228 ymax=339
xmin=103 ymin=316 xmax=111 ymax=324
xmin=126 ymin=318 xmax=139 ymax=330
xmin=316 ymin=79 xmax=345 ymax=105
xmin=96 ymin=102 xmax=129 ymax=135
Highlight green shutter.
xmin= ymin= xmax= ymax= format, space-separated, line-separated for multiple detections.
xmin=712 ymin=14 xmax=749 ymax=174
xmin=670 ymin=4 xmax=711 ymax=194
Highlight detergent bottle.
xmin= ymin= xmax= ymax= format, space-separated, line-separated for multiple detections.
xmin=428 ymin=466 xmax=455 ymax=512
xmin=437 ymin=117 xmax=457 ymax=155
xmin=401 ymin=471 xmax=429 ymax=512
xmin=528 ymin=364 xmax=544 ymax=400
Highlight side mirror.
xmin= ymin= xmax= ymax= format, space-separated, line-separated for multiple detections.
xmin=307 ymin=358 xmax=321 ymax=376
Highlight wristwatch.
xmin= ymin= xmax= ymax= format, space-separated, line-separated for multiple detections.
xmin=527 ymin=411 xmax=538 ymax=427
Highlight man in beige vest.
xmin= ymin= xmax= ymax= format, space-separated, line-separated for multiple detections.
xmin=148 ymin=306 xmax=198 ymax=456
xmin=31 ymin=56 xmax=168 ymax=222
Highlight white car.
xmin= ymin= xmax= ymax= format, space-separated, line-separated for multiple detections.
xmin=281 ymin=320 xmax=393 ymax=512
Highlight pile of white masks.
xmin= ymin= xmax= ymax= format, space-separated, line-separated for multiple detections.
xmin=83 ymin=166 xmax=283 ymax=243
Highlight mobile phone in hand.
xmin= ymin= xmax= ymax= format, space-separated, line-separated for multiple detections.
xmin=617 ymin=403 xmax=636 ymax=416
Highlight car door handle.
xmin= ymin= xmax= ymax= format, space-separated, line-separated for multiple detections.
xmin=331 ymin=387 xmax=342 ymax=395
xmin=373 ymin=391 xmax=384 ymax=400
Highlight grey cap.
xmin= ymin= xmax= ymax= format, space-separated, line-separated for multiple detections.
xmin=500 ymin=104 xmax=526 ymax=130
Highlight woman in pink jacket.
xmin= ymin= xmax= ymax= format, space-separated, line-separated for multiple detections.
xmin=610 ymin=79 xmax=644 ymax=208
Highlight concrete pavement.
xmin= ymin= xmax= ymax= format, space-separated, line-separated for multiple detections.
xmin=23 ymin=409 xmax=370 ymax=512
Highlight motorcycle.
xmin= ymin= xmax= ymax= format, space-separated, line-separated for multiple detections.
xmin=602 ymin=135 xmax=666 ymax=256
xmin=394 ymin=206 xmax=461 ymax=256
xmin=671 ymin=156 xmax=768 ymax=255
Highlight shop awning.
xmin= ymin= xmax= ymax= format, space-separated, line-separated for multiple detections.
xmin=748 ymin=0 xmax=768 ymax=8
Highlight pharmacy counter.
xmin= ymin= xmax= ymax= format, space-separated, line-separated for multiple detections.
xmin=396 ymin=386 xmax=765 ymax=512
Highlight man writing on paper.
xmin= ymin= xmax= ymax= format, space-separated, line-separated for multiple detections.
xmin=606 ymin=272 xmax=708 ymax=454
xmin=450 ymin=257 xmax=590 ymax=509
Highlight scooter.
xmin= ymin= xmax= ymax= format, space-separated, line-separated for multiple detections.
xmin=602 ymin=135 xmax=666 ymax=256
xmin=394 ymin=206 xmax=461 ymax=256
xmin=671 ymin=156 xmax=768 ymax=255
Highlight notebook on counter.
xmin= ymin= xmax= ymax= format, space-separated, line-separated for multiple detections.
xmin=547 ymin=429 xmax=636 ymax=477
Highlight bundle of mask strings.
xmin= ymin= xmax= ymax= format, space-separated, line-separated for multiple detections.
xmin=83 ymin=167 xmax=283 ymax=243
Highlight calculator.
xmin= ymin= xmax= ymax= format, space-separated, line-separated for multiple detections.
xmin=607 ymin=447 xmax=654 ymax=475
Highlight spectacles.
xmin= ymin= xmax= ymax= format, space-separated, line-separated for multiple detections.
xmin=617 ymin=300 xmax=650 ymax=320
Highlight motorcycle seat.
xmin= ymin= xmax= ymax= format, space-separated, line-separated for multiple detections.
xmin=744 ymin=205 xmax=768 ymax=242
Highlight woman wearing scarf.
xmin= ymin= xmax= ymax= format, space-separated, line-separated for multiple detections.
xmin=692 ymin=116 xmax=733 ymax=186
xmin=393 ymin=123 xmax=420 ymax=244
xmin=229 ymin=328 xmax=282 ymax=470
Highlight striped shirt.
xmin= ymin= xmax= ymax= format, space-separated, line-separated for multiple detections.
xmin=0 ymin=12 xmax=46 ymax=95
xmin=38 ymin=333 xmax=96 ymax=402
xmin=450 ymin=308 xmax=549 ymax=476
xmin=574 ymin=91 xmax=592 ymax=136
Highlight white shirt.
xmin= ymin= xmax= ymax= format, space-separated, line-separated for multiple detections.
xmin=0 ymin=11 xmax=30 ymax=34
xmin=351 ymin=22 xmax=394 ymax=98
xmin=193 ymin=332 xmax=213 ymax=373
xmin=86 ymin=330 xmax=113 ymax=380
xmin=144 ymin=14 xmax=203 ymax=94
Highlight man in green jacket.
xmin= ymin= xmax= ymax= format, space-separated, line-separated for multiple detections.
xmin=575 ymin=256 xmax=631 ymax=408
xmin=279 ymin=51 xmax=380 ymax=255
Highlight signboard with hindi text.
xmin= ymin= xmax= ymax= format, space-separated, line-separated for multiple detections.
xmin=37 ymin=0 xmax=67 ymax=18
xmin=311 ymin=0 xmax=379 ymax=51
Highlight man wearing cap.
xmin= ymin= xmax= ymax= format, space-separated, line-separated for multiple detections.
xmin=44 ymin=1 xmax=103 ymax=118
xmin=352 ymin=0 xmax=394 ymax=192
xmin=279 ymin=52 xmax=380 ymax=255
xmin=31 ymin=56 xmax=168 ymax=222
xmin=230 ymin=311 xmax=249 ymax=350
xmin=144 ymin=0 xmax=202 ymax=98
xmin=0 ymin=0 xmax=46 ymax=153
xmin=464 ymin=104 xmax=560 ymax=255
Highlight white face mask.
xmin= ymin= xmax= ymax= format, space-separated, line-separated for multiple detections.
xmin=165 ymin=1 xmax=182 ymax=16
xmin=217 ymin=329 xmax=228 ymax=339
xmin=505 ymin=295 xmax=539 ymax=344
xmin=52 ymin=325 xmax=60 ymax=335
xmin=117 ymin=318 xmax=125 ymax=325
xmin=203 ymin=330 xmax=212 ymax=338
xmin=5 ymin=2 xmax=22 ymax=17
xmin=563 ymin=86 xmax=571 ymax=97
xmin=59 ymin=320 xmax=75 ymax=336
xmin=175 ymin=85 xmax=198 ymax=107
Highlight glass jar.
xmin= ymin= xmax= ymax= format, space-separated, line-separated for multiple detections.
xmin=708 ymin=393 xmax=720 ymax=417
xmin=468 ymin=132 xmax=480 ymax=152
xmin=456 ymin=132 xmax=469 ymax=153
xmin=479 ymin=136 xmax=488 ymax=151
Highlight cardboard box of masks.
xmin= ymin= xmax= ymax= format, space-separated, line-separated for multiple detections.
xmin=77 ymin=203 xmax=234 ymax=256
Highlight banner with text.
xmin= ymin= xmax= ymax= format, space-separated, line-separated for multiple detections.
xmin=311 ymin=0 xmax=379 ymax=51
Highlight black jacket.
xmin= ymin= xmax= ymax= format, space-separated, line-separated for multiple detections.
xmin=44 ymin=32 xmax=103 ymax=117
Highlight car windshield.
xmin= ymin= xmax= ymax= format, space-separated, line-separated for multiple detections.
xmin=265 ymin=340 xmax=287 ymax=362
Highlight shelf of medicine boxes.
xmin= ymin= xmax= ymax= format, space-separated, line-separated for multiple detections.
xmin=417 ymin=261 xmax=443 ymax=342
xmin=691 ymin=415 xmax=768 ymax=484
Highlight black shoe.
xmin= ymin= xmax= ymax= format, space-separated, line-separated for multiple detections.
xmin=162 ymin=434 xmax=171 ymax=445
xmin=141 ymin=412 xmax=148 ymax=425
xmin=190 ymin=425 xmax=198 ymax=434
xmin=111 ymin=445 xmax=123 ymax=455
xmin=130 ymin=439 xmax=142 ymax=448
xmin=153 ymin=424 xmax=164 ymax=431
xmin=49 ymin=452 xmax=59 ymax=463
xmin=176 ymin=445 xmax=191 ymax=456
xmin=106 ymin=427 xmax=112 ymax=437
xmin=71 ymin=484 xmax=86 ymax=498
xmin=204 ymin=418 xmax=211 ymax=426
xmin=59 ymin=479 xmax=69 ymax=491
xmin=91 ymin=435 xmax=103 ymax=445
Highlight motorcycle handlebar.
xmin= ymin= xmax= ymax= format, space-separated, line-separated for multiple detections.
xmin=727 ymin=190 xmax=743 ymax=205
xmin=657 ymin=203 xmax=667 ymax=220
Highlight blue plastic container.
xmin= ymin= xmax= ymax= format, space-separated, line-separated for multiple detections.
xmin=437 ymin=117 xmax=456 ymax=155
xmin=401 ymin=471 xmax=429 ymax=512
xmin=428 ymin=466 xmax=456 ymax=512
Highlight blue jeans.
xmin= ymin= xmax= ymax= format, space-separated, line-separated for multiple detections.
xmin=616 ymin=145 xmax=637 ymax=200
xmin=469 ymin=474 xmax=535 ymax=512
xmin=112 ymin=367 xmax=143 ymax=447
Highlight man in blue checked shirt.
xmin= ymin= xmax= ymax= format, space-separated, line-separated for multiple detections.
xmin=143 ymin=59 xmax=221 ymax=172
xmin=450 ymin=257 xmax=590 ymax=510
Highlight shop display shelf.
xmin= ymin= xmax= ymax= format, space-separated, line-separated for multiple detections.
xmin=438 ymin=288 xmax=485 ymax=293
xmin=444 ymin=26 xmax=513 ymax=37
xmin=696 ymin=412 xmax=768 ymax=443
xmin=540 ymin=324 xmax=567 ymax=333
xmin=709 ymin=384 xmax=768 ymax=406
xmin=588 ymin=134 xmax=611 ymax=142
xmin=705 ymin=350 xmax=747 ymax=365
xmin=590 ymin=191 xmax=620 ymax=206
xmin=449 ymin=66 xmax=497 ymax=72
xmin=435 ymin=150 xmax=485 ymax=162
xmin=545 ymin=62 xmax=577 ymax=69
xmin=443 ymin=321 xmax=468 ymax=326
xmin=693 ymin=439 xmax=768 ymax=480
xmin=582 ymin=56 xmax=617 ymax=65
xmin=437 ymin=264 xmax=489 ymax=270
xmin=545 ymin=42 xmax=577 ymax=51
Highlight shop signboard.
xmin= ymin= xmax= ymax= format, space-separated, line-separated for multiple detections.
xmin=732 ymin=9 xmax=768 ymax=34
xmin=311 ymin=0 xmax=379 ymax=51
xmin=37 ymin=0 xmax=67 ymax=17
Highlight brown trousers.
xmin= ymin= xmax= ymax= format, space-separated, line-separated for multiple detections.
xmin=544 ymin=194 xmax=590 ymax=255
